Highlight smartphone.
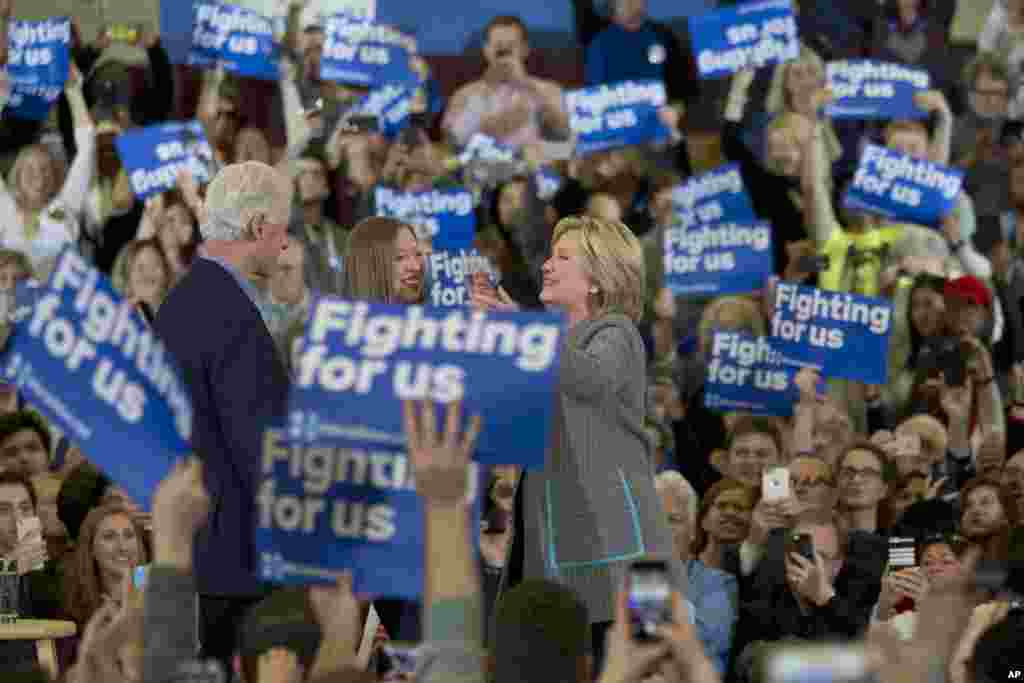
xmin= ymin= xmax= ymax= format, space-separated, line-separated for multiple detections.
xmin=133 ymin=565 xmax=150 ymax=590
xmin=628 ymin=560 xmax=672 ymax=642
xmin=764 ymin=643 xmax=870 ymax=683
xmin=762 ymin=466 xmax=790 ymax=503
xmin=786 ymin=532 xmax=815 ymax=562
xmin=943 ymin=349 xmax=967 ymax=387
xmin=15 ymin=517 xmax=46 ymax=572
xmin=106 ymin=24 xmax=139 ymax=44
xmin=796 ymin=255 xmax=830 ymax=274
xmin=346 ymin=114 xmax=379 ymax=133
xmin=888 ymin=537 xmax=917 ymax=571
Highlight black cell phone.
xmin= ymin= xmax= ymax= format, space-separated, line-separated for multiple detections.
xmin=974 ymin=559 xmax=1009 ymax=593
xmin=346 ymin=114 xmax=379 ymax=133
xmin=888 ymin=537 xmax=917 ymax=570
xmin=796 ymin=255 xmax=830 ymax=274
xmin=628 ymin=560 xmax=672 ymax=642
xmin=943 ymin=348 xmax=967 ymax=387
xmin=786 ymin=532 xmax=815 ymax=562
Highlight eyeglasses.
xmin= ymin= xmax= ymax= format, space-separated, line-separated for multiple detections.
xmin=792 ymin=477 xmax=831 ymax=488
xmin=838 ymin=467 xmax=882 ymax=482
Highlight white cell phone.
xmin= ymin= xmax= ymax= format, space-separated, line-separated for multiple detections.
xmin=16 ymin=517 xmax=46 ymax=572
xmin=762 ymin=466 xmax=790 ymax=502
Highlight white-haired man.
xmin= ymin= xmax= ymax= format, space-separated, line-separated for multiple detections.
xmin=153 ymin=161 xmax=293 ymax=669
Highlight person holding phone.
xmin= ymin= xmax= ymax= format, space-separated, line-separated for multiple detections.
xmin=473 ymin=216 xmax=682 ymax=664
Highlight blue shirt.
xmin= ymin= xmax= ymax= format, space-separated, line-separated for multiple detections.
xmin=686 ymin=559 xmax=739 ymax=675
xmin=585 ymin=23 xmax=669 ymax=88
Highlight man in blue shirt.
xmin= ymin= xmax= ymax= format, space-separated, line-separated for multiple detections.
xmin=581 ymin=0 xmax=697 ymax=174
xmin=582 ymin=0 xmax=698 ymax=107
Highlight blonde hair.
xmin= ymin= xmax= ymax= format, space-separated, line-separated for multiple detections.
xmin=655 ymin=471 xmax=698 ymax=528
xmin=550 ymin=215 xmax=645 ymax=321
xmin=697 ymin=295 xmax=765 ymax=353
xmin=765 ymin=46 xmax=842 ymax=164
xmin=8 ymin=144 xmax=59 ymax=210
xmin=896 ymin=414 xmax=948 ymax=463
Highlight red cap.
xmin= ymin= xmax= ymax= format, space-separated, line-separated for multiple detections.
xmin=944 ymin=275 xmax=993 ymax=309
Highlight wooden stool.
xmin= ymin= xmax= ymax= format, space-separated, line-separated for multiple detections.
xmin=0 ymin=619 xmax=77 ymax=678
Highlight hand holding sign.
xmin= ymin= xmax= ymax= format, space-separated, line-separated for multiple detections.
xmin=403 ymin=399 xmax=481 ymax=506
xmin=152 ymin=458 xmax=210 ymax=558
xmin=913 ymin=89 xmax=950 ymax=117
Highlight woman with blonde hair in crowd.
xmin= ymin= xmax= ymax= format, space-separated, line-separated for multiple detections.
xmin=471 ymin=215 xmax=682 ymax=665
xmin=0 ymin=64 xmax=95 ymax=277
xmin=112 ymin=238 xmax=172 ymax=323
xmin=764 ymin=46 xmax=843 ymax=165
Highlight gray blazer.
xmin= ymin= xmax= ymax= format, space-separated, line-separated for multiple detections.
xmin=503 ymin=313 xmax=685 ymax=625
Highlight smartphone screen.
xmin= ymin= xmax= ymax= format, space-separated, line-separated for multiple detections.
xmin=888 ymin=537 xmax=917 ymax=570
xmin=133 ymin=565 xmax=149 ymax=590
xmin=628 ymin=560 xmax=672 ymax=642
xmin=765 ymin=644 xmax=869 ymax=683
xmin=762 ymin=466 xmax=790 ymax=503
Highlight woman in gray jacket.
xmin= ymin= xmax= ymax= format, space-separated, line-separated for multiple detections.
xmin=471 ymin=215 xmax=682 ymax=659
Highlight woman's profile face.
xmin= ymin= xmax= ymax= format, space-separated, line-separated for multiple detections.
xmin=540 ymin=232 xmax=592 ymax=313
xmin=392 ymin=227 xmax=425 ymax=304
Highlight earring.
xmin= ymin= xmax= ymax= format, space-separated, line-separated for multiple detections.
xmin=590 ymin=286 xmax=599 ymax=294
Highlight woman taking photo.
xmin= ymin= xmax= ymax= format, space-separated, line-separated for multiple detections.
xmin=471 ymin=215 xmax=682 ymax=662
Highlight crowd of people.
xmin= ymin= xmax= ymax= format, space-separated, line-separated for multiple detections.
xmin=0 ymin=0 xmax=1021 ymax=682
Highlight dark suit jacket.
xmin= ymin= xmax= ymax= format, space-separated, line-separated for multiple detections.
xmin=154 ymin=259 xmax=290 ymax=597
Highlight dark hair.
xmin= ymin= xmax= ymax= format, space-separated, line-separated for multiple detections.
xmin=239 ymin=587 xmax=322 ymax=683
xmin=693 ymin=478 xmax=757 ymax=555
xmin=906 ymin=273 xmax=949 ymax=368
xmin=0 ymin=410 xmax=51 ymax=459
xmin=484 ymin=15 xmax=529 ymax=45
xmin=970 ymin=610 xmax=1024 ymax=683
xmin=492 ymin=580 xmax=589 ymax=683
xmin=0 ymin=470 xmax=37 ymax=510
xmin=727 ymin=416 xmax=784 ymax=457
xmin=57 ymin=462 xmax=113 ymax=543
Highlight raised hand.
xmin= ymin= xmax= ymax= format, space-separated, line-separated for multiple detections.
xmin=402 ymin=399 xmax=481 ymax=505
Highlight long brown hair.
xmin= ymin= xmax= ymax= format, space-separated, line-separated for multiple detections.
xmin=343 ymin=216 xmax=419 ymax=303
xmin=62 ymin=504 xmax=149 ymax=626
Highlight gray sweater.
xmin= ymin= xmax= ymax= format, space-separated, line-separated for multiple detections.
xmin=508 ymin=313 xmax=684 ymax=624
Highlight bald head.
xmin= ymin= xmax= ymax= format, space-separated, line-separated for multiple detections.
xmin=202 ymin=161 xmax=293 ymax=242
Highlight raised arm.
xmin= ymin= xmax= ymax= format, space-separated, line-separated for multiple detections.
xmin=403 ymin=400 xmax=486 ymax=683
xmin=56 ymin=65 xmax=97 ymax=218
xmin=197 ymin=65 xmax=226 ymax=137
xmin=279 ymin=56 xmax=314 ymax=160
xmin=803 ymin=113 xmax=840 ymax=247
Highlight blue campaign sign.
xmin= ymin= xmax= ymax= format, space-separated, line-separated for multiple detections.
xmin=115 ymin=121 xmax=214 ymax=200
xmin=566 ymin=80 xmax=671 ymax=156
xmin=843 ymin=144 xmax=963 ymax=227
xmin=1 ymin=248 xmax=192 ymax=509
xmin=704 ymin=332 xmax=800 ymax=417
xmin=350 ymin=84 xmax=414 ymax=139
xmin=664 ymin=221 xmax=773 ymax=296
xmin=768 ymin=282 xmax=893 ymax=384
xmin=688 ymin=0 xmax=800 ymax=79
xmin=826 ymin=60 xmax=930 ymax=120
xmin=254 ymin=426 xmax=484 ymax=596
xmin=189 ymin=2 xmax=279 ymax=82
xmin=671 ymin=163 xmax=757 ymax=229
xmin=458 ymin=133 xmax=519 ymax=166
xmin=427 ymin=248 xmax=497 ymax=308
xmin=4 ymin=18 xmax=71 ymax=121
xmin=289 ymin=299 xmax=563 ymax=469
xmin=321 ymin=15 xmax=419 ymax=87
xmin=374 ymin=186 xmax=476 ymax=251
